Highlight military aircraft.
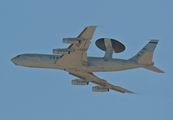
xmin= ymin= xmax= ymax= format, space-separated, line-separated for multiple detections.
xmin=11 ymin=26 xmax=164 ymax=94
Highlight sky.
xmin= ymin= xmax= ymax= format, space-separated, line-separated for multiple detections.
xmin=1 ymin=0 xmax=173 ymax=120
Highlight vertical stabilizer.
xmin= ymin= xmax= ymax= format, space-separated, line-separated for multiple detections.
xmin=129 ymin=40 xmax=158 ymax=65
xmin=129 ymin=40 xmax=164 ymax=73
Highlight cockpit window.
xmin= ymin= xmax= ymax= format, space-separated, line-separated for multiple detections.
xmin=16 ymin=55 xmax=20 ymax=58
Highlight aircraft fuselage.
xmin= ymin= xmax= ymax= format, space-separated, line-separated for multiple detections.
xmin=11 ymin=54 xmax=143 ymax=72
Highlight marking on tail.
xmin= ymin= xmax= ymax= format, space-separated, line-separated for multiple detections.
xmin=129 ymin=40 xmax=158 ymax=65
xmin=129 ymin=40 xmax=164 ymax=73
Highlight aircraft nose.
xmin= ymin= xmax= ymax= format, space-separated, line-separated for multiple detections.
xmin=11 ymin=57 xmax=18 ymax=65
xmin=11 ymin=57 xmax=15 ymax=62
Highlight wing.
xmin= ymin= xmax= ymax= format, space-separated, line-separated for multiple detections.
xmin=69 ymin=26 xmax=97 ymax=50
xmin=55 ymin=26 xmax=96 ymax=67
xmin=68 ymin=70 xmax=135 ymax=94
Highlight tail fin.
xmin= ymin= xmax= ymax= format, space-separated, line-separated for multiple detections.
xmin=129 ymin=40 xmax=164 ymax=73
xmin=129 ymin=40 xmax=158 ymax=64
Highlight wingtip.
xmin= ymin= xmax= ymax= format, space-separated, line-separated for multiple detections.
xmin=124 ymin=90 xmax=137 ymax=94
xmin=86 ymin=25 xmax=97 ymax=27
xmin=160 ymin=71 xmax=165 ymax=73
xmin=128 ymin=92 xmax=136 ymax=94
xmin=129 ymin=92 xmax=144 ymax=95
xmin=87 ymin=25 xmax=103 ymax=28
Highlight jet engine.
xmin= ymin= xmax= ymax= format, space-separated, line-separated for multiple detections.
xmin=63 ymin=38 xmax=81 ymax=44
xmin=72 ymin=79 xmax=89 ymax=86
xmin=52 ymin=48 xmax=70 ymax=54
xmin=92 ymin=86 xmax=109 ymax=92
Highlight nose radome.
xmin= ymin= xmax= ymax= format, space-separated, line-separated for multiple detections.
xmin=11 ymin=57 xmax=15 ymax=62
xmin=11 ymin=57 xmax=18 ymax=65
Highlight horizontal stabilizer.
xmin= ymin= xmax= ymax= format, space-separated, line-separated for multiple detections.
xmin=143 ymin=65 xmax=164 ymax=73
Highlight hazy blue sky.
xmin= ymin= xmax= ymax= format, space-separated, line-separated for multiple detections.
xmin=1 ymin=1 xmax=173 ymax=120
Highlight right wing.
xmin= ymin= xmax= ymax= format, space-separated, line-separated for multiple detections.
xmin=68 ymin=70 xmax=135 ymax=94
xmin=55 ymin=26 xmax=96 ymax=67
xmin=68 ymin=26 xmax=97 ymax=51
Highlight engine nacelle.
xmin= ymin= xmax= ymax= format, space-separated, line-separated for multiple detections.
xmin=72 ymin=79 xmax=89 ymax=86
xmin=52 ymin=48 xmax=70 ymax=54
xmin=92 ymin=86 xmax=109 ymax=92
xmin=63 ymin=38 xmax=81 ymax=44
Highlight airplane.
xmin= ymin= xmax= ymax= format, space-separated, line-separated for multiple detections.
xmin=11 ymin=26 xmax=164 ymax=94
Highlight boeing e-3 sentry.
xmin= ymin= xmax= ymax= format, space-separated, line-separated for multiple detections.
xmin=11 ymin=26 xmax=164 ymax=94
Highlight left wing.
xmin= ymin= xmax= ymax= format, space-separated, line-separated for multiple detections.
xmin=68 ymin=70 xmax=135 ymax=94
xmin=55 ymin=26 xmax=96 ymax=67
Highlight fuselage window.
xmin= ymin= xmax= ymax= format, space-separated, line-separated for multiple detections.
xmin=56 ymin=57 xmax=59 ymax=59
xmin=50 ymin=56 xmax=52 ymax=59
xmin=53 ymin=56 xmax=55 ymax=59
